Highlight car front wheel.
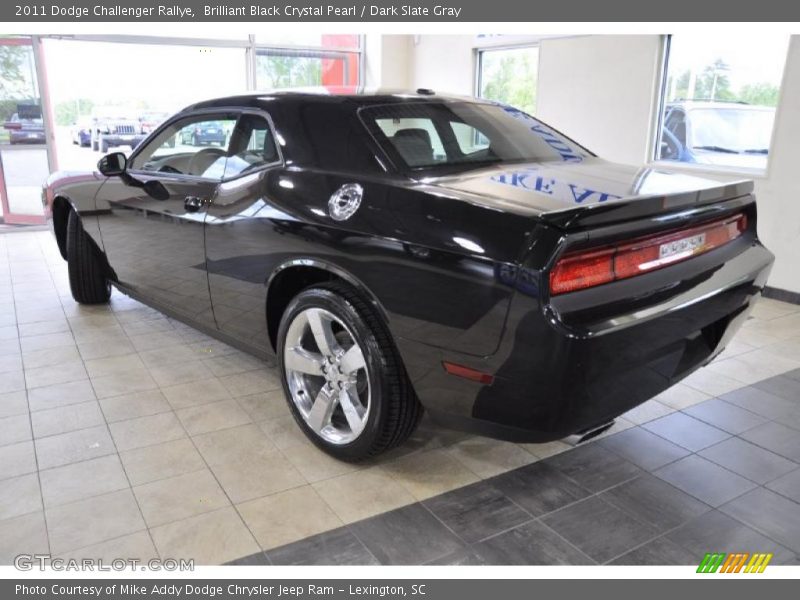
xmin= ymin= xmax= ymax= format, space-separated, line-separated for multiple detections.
xmin=66 ymin=210 xmax=111 ymax=304
xmin=277 ymin=283 xmax=422 ymax=461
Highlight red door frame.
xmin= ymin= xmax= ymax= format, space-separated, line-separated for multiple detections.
xmin=0 ymin=36 xmax=50 ymax=225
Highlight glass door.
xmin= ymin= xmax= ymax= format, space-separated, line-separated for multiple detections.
xmin=0 ymin=37 xmax=50 ymax=225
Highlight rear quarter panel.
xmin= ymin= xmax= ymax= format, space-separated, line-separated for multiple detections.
xmin=204 ymin=166 xmax=532 ymax=357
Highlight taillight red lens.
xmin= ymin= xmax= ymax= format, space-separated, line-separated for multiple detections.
xmin=550 ymin=213 xmax=747 ymax=296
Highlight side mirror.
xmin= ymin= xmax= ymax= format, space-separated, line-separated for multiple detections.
xmin=97 ymin=152 xmax=127 ymax=176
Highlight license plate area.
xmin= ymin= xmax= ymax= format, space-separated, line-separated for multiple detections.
xmin=659 ymin=232 xmax=707 ymax=260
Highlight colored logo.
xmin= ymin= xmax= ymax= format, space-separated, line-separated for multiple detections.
xmin=697 ymin=552 xmax=773 ymax=573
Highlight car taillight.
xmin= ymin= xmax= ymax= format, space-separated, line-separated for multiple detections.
xmin=549 ymin=213 xmax=748 ymax=296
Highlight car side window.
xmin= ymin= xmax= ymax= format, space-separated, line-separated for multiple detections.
xmin=129 ymin=115 xmax=237 ymax=179
xmin=222 ymin=114 xmax=280 ymax=179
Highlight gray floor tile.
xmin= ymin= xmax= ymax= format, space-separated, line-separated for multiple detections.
xmin=427 ymin=547 xmax=490 ymax=565
xmin=600 ymin=474 xmax=710 ymax=532
xmin=34 ymin=425 xmax=116 ymax=470
xmin=226 ymin=552 xmax=271 ymax=566
xmin=654 ymin=455 xmax=757 ymax=507
xmin=683 ymin=398 xmax=768 ymax=434
xmin=541 ymin=496 xmax=659 ymax=563
xmin=544 ymin=444 xmax=642 ymax=492
xmin=609 ymin=536 xmax=697 ymax=565
xmin=349 ymin=504 xmax=464 ymax=565
xmin=720 ymin=386 xmax=797 ymax=420
xmin=475 ymin=520 xmax=594 ymax=565
xmin=0 ymin=511 xmax=49 ymax=564
xmin=784 ymin=368 xmax=800 ymax=382
xmin=753 ymin=374 xmax=800 ymax=403
xmin=267 ymin=527 xmax=378 ymax=566
xmin=699 ymin=437 xmax=798 ymax=484
xmin=0 ymin=414 xmax=32 ymax=446
xmin=667 ymin=510 xmax=796 ymax=565
xmin=39 ymin=454 xmax=129 ymax=507
xmin=643 ymin=412 xmax=730 ymax=452
xmin=765 ymin=468 xmax=800 ymax=503
xmin=599 ymin=427 xmax=690 ymax=471
xmin=0 ymin=472 xmax=42 ymax=520
xmin=491 ymin=461 xmax=590 ymax=517
xmin=721 ymin=487 xmax=800 ymax=554
xmin=422 ymin=481 xmax=532 ymax=544
xmin=0 ymin=440 xmax=37 ymax=481
xmin=741 ymin=422 xmax=800 ymax=462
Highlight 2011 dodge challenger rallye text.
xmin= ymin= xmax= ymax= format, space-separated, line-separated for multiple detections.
xmin=43 ymin=89 xmax=774 ymax=461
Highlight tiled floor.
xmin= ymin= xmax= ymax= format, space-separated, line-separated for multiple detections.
xmin=2 ymin=229 xmax=800 ymax=566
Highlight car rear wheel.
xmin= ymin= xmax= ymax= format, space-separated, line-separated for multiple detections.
xmin=277 ymin=282 xmax=422 ymax=461
xmin=66 ymin=210 xmax=111 ymax=304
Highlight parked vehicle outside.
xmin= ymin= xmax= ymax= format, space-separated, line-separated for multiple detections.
xmin=659 ymin=100 xmax=775 ymax=170
xmin=3 ymin=105 xmax=45 ymax=145
xmin=70 ymin=116 xmax=92 ymax=147
xmin=89 ymin=107 xmax=147 ymax=153
xmin=179 ymin=119 xmax=228 ymax=146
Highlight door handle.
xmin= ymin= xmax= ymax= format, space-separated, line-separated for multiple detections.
xmin=184 ymin=196 xmax=208 ymax=212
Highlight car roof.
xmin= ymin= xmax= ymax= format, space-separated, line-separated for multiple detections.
xmin=182 ymin=87 xmax=492 ymax=113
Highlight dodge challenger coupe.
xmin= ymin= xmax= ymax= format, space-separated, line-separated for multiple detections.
xmin=43 ymin=90 xmax=774 ymax=461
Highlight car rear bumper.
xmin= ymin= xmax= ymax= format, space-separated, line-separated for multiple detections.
xmin=9 ymin=131 xmax=45 ymax=143
xmin=398 ymin=239 xmax=774 ymax=443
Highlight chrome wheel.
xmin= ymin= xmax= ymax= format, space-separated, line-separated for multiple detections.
xmin=283 ymin=307 xmax=370 ymax=445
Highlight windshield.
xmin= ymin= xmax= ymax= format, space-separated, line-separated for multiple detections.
xmin=690 ymin=108 xmax=775 ymax=153
xmin=360 ymin=102 xmax=589 ymax=171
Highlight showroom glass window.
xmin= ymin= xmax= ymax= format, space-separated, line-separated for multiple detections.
xmin=255 ymin=35 xmax=361 ymax=91
xmin=655 ymin=34 xmax=789 ymax=172
xmin=477 ymin=46 xmax=538 ymax=115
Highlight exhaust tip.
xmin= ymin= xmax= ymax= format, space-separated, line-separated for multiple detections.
xmin=564 ymin=420 xmax=615 ymax=446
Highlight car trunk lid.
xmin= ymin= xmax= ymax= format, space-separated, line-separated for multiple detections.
xmin=422 ymin=157 xmax=753 ymax=231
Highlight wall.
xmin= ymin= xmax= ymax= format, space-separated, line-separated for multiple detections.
xmin=406 ymin=33 xmax=800 ymax=294
xmin=364 ymin=34 xmax=412 ymax=90
xmin=536 ymin=36 xmax=662 ymax=165
xmin=410 ymin=35 xmax=475 ymax=95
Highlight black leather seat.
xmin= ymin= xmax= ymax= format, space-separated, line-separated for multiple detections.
xmin=391 ymin=128 xmax=434 ymax=166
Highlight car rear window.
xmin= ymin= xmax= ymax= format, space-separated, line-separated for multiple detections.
xmin=359 ymin=101 xmax=590 ymax=171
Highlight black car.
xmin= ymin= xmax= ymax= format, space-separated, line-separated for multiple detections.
xmin=44 ymin=90 xmax=774 ymax=461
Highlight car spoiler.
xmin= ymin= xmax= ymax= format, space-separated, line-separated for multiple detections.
xmin=537 ymin=179 xmax=755 ymax=232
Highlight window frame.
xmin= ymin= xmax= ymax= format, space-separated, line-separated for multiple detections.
xmin=649 ymin=34 xmax=789 ymax=178
xmin=474 ymin=43 xmax=541 ymax=115
xmin=127 ymin=107 xmax=283 ymax=184
xmin=254 ymin=44 xmax=362 ymax=90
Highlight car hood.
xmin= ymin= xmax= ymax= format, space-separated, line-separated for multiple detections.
xmin=418 ymin=157 xmax=753 ymax=229
xmin=46 ymin=170 xmax=102 ymax=189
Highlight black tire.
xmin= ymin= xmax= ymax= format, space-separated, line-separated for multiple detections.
xmin=100 ymin=138 xmax=109 ymax=153
xmin=91 ymin=139 xmax=99 ymax=152
xmin=277 ymin=282 xmax=422 ymax=461
xmin=66 ymin=210 xmax=111 ymax=304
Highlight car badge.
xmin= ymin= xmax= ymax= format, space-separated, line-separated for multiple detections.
xmin=328 ymin=183 xmax=363 ymax=221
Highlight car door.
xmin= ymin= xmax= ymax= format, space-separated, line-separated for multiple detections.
xmin=95 ymin=111 xmax=239 ymax=327
xmin=204 ymin=111 xmax=285 ymax=352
